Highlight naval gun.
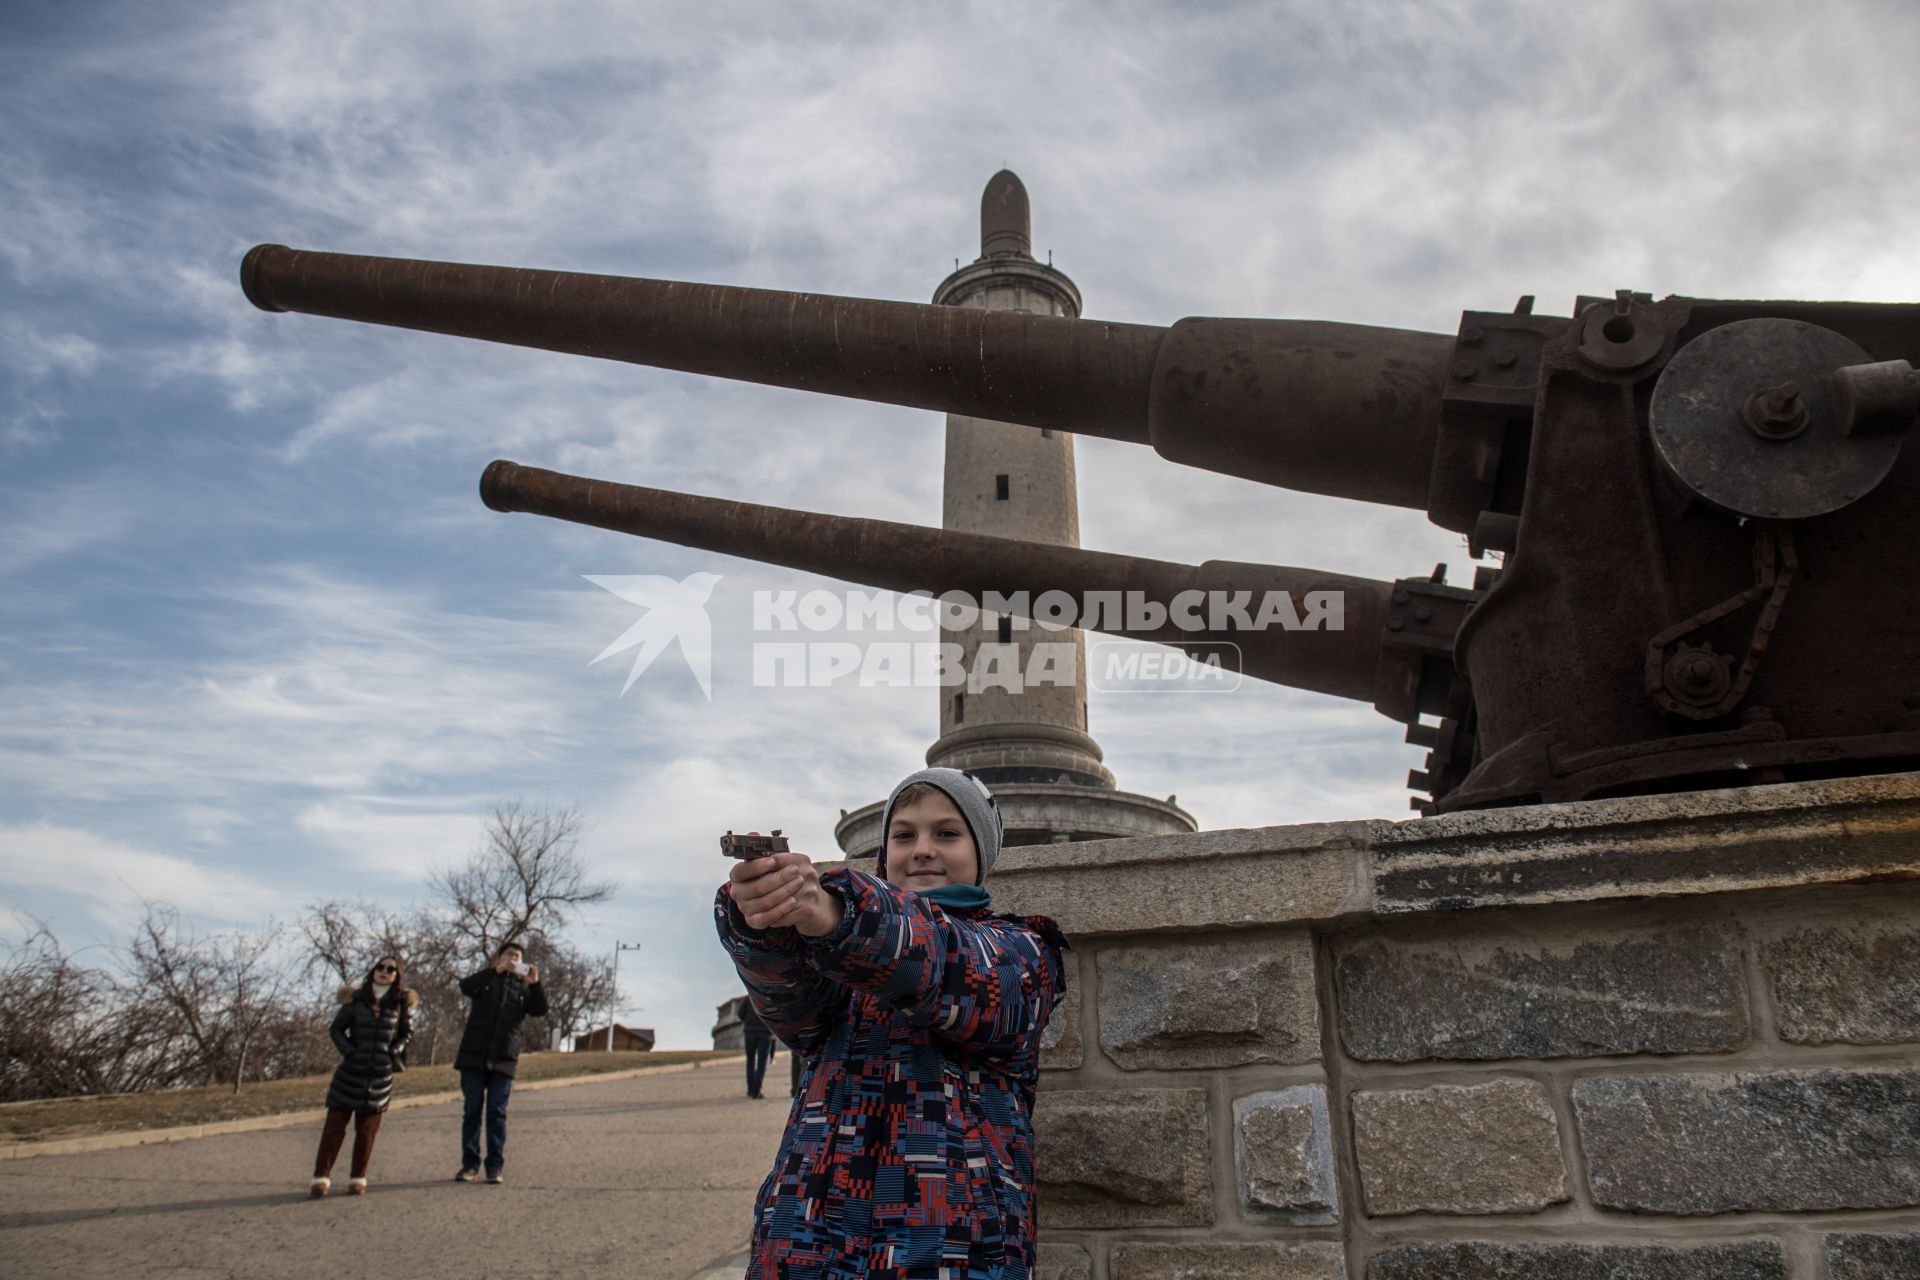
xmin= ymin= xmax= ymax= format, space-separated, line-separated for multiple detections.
xmin=239 ymin=243 xmax=1920 ymax=813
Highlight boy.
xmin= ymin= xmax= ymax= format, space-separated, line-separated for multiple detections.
xmin=716 ymin=768 xmax=1068 ymax=1279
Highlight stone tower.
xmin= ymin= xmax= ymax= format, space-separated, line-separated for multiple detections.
xmin=835 ymin=172 xmax=1196 ymax=858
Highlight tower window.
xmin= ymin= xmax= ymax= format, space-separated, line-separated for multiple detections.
xmin=1041 ymin=429 xmax=1053 ymax=440
xmin=995 ymin=474 xmax=1010 ymax=500
xmin=997 ymin=617 xmax=1012 ymax=644
xmin=952 ymin=693 xmax=965 ymax=724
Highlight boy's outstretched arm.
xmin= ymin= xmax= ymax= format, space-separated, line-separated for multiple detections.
xmin=801 ymin=868 xmax=1065 ymax=1061
xmin=715 ymin=860 xmax=848 ymax=1055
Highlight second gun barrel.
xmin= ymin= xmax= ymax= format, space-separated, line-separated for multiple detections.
xmin=480 ymin=459 xmax=1394 ymax=704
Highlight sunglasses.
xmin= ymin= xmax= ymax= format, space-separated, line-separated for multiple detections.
xmin=373 ymin=964 xmax=398 ymax=974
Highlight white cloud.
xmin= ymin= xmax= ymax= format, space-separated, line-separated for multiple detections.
xmin=0 ymin=563 xmax=592 ymax=802
xmin=0 ymin=820 xmax=291 ymax=932
xmin=293 ymin=796 xmax=497 ymax=882
xmin=1 ymin=400 xmax=68 ymax=452
xmin=0 ymin=471 xmax=145 ymax=577
xmin=171 ymin=802 xmax=251 ymax=848
xmin=0 ymin=322 xmax=102 ymax=380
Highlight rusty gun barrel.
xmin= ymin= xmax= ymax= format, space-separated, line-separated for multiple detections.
xmin=480 ymin=459 xmax=1398 ymax=705
xmin=245 ymin=245 xmax=1452 ymax=510
xmin=242 ymin=244 xmax=1159 ymax=443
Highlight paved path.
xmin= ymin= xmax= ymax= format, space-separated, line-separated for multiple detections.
xmin=0 ymin=1059 xmax=793 ymax=1280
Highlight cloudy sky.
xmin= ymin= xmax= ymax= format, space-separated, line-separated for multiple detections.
xmin=6 ymin=0 xmax=1919 ymax=1048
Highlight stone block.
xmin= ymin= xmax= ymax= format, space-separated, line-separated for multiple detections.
xmin=1098 ymin=934 xmax=1319 ymax=1070
xmin=1573 ymin=1068 xmax=1920 ymax=1212
xmin=1335 ymin=923 xmax=1749 ymax=1060
xmin=1760 ymin=915 xmax=1920 ymax=1045
xmin=992 ymin=821 xmax=1374 ymax=937
xmin=1034 ymin=1242 xmax=1093 ymax=1280
xmin=1366 ymin=1241 xmax=1786 ymax=1279
xmin=1234 ymin=1086 xmax=1338 ymax=1224
xmin=1034 ymin=1088 xmax=1212 ymax=1228
xmin=1826 ymin=1233 xmax=1920 ymax=1279
xmin=1352 ymin=1079 xmax=1568 ymax=1216
xmin=1111 ymin=1242 xmax=1345 ymax=1280
xmin=1371 ymin=772 xmax=1920 ymax=915
xmin=1040 ymin=955 xmax=1084 ymax=1069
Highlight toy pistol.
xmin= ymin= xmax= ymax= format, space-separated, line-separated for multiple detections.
xmin=721 ymin=829 xmax=791 ymax=859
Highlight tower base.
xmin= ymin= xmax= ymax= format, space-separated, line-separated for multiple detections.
xmin=834 ymin=783 xmax=1194 ymax=860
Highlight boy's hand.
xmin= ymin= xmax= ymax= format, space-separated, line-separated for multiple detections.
xmin=729 ymin=851 xmax=843 ymax=937
xmin=524 ymin=964 xmax=540 ymax=984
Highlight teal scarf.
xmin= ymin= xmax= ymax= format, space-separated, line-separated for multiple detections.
xmin=920 ymin=883 xmax=992 ymax=913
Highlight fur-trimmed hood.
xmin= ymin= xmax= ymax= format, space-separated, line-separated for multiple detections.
xmin=336 ymin=982 xmax=420 ymax=1008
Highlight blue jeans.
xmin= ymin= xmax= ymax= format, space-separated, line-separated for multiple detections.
xmin=744 ymin=1037 xmax=773 ymax=1096
xmin=460 ymin=1068 xmax=513 ymax=1172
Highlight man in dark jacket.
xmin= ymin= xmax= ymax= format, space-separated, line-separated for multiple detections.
xmin=453 ymin=940 xmax=548 ymax=1184
xmin=739 ymin=995 xmax=773 ymax=1099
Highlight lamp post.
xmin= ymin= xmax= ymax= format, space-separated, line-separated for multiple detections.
xmin=604 ymin=941 xmax=643 ymax=1053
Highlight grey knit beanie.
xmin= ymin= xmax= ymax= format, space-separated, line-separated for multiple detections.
xmin=876 ymin=768 xmax=1003 ymax=885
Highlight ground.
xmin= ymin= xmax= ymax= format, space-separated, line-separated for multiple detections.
xmin=0 ymin=1051 xmax=733 ymax=1146
xmin=1 ymin=1058 xmax=791 ymax=1279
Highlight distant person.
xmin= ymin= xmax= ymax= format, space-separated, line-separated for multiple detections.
xmin=739 ymin=996 xmax=774 ymax=1098
xmin=716 ymin=768 xmax=1068 ymax=1279
xmin=453 ymin=939 xmax=547 ymax=1184
xmin=309 ymin=955 xmax=414 ymax=1198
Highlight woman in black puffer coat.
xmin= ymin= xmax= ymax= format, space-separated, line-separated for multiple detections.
xmin=309 ymin=956 xmax=415 ymax=1198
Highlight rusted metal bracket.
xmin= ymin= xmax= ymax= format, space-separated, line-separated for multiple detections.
xmin=1645 ymin=525 xmax=1798 ymax=720
xmin=1406 ymin=683 xmax=1478 ymax=815
xmin=1382 ymin=566 xmax=1478 ymax=664
xmin=1429 ymin=299 xmax=1565 ymax=548
xmin=1377 ymin=564 xmax=1481 ymax=812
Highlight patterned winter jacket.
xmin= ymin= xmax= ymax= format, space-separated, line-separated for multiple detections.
xmin=715 ymin=867 xmax=1068 ymax=1280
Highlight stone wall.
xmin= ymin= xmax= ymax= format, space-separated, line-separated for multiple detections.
xmin=986 ymin=772 xmax=1920 ymax=1280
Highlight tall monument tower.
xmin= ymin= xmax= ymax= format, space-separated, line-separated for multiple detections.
xmin=835 ymin=172 xmax=1196 ymax=857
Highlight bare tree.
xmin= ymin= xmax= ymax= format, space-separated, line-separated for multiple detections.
xmin=523 ymin=934 xmax=619 ymax=1049
xmin=300 ymin=897 xmax=434 ymax=992
xmin=301 ymin=899 xmax=382 ymax=985
xmin=3 ymin=915 xmax=330 ymax=1101
xmin=297 ymin=899 xmax=469 ymax=1066
xmin=431 ymin=802 xmax=615 ymax=959
xmin=397 ymin=914 xmax=467 ymax=1065
xmin=125 ymin=904 xmax=318 ymax=1092
xmin=1 ymin=924 xmax=96 ymax=1100
xmin=0 ymin=924 xmax=154 ymax=1101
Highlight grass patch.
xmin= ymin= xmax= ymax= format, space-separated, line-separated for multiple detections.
xmin=1 ymin=1049 xmax=743 ymax=1145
